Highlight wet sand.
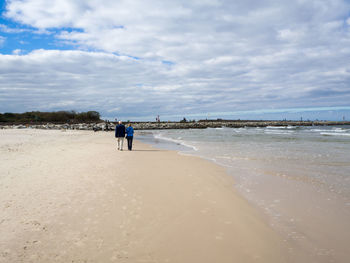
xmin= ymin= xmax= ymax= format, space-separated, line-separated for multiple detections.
xmin=0 ymin=129 xmax=292 ymax=262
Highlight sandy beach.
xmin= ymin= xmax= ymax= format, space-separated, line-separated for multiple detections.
xmin=0 ymin=129 xmax=295 ymax=262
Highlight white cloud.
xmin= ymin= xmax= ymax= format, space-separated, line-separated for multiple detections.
xmin=0 ymin=36 xmax=5 ymax=47
xmin=1 ymin=46 xmax=349 ymax=118
xmin=12 ymin=49 xmax=22 ymax=55
xmin=5 ymin=0 xmax=350 ymax=62
xmin=1 ymin=0 xmax=350 ymax=118
xmin=0 ymin=24 xmax=29 ymax=33
xmin=277 ymin=29 xmax=305 ymax=42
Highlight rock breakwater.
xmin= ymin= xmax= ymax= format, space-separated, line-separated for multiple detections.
xmin=1 ymin=120 xmax=350 ymax=130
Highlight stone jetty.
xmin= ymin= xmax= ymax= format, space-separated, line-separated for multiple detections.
xmin=1 ymin=120 xmax=350 ymax=130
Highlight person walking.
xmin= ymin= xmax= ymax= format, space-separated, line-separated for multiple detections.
xmin=115 ymin=121 xmax=126 ymax=151
xmin=125 ymin=123 xmax=134 ymax=151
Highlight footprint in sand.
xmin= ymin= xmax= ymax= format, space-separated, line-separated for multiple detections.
xmin=195 ymin=192 xmax=202 ymax=197
xmin=3 ymin=200 xmax=13 ymax=209
xmin=200 ymin=208 xmax=210 ymax=214
xmin=215 ymin=232 xmax=224 ymax=240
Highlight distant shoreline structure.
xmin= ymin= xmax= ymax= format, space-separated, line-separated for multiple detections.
xmin=1 ymin=120 xmax=350 ymax=131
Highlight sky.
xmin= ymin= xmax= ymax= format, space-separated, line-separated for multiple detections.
xmin=1 ymin=0 xmax=350 ymax=121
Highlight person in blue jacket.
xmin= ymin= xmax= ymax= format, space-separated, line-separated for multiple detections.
xmin=115 ymin=121 xmax=126 ymax=151
xmin=125 ymin=123 xmax=134 ymax=151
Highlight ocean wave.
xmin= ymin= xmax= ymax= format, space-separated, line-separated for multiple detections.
xmin=205 ymin=126 xmax=225 ymax=130
xmin=216 ymin=155 xmax=251 ymax=161
xmin=309 ymin=129 xmax=329 ymax=132
xmin=266 ymin=126 xmax=288 ymax=129
xmin=153 ymin=133 xmax=198 ymax=151
xmin=331 ymin=128 xmax=349 ymax=133
xmin=320 ymin=132 xmax=350 ymax=137
xmin=265 ymin=126 xmax=302 ymax=131
xmin=264 ymin=131 xmax=295 ymax=135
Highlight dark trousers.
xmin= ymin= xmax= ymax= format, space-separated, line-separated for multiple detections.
xmin=126 ymin=136 xmax=133 ymax=150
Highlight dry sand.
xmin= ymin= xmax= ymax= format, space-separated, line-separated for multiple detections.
xmin=1 ymin=129 xmax=291 ymax=263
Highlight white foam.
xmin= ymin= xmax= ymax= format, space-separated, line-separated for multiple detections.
xmin=206 ymin=127 xmax=225 ymax=130
xmin=320 ymin=132 xmax=350 ymax=137
xmin=216 ymin=156 xmax=250 ymax=161
xmin=264 ymin=131 xmax=295 ymax=135
xmin=309 ymin=129 xmax=328 ymax=132
xmin=331 ymin=129 xmax=348 ymax=133
xmin=153 ymin=133 xmax=198 ymax=151
xmin=266 ymin=126 xmax=285 ymax=129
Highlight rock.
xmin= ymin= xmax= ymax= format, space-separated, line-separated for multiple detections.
xmin=1 ymin=120 xmax=350 ymax=131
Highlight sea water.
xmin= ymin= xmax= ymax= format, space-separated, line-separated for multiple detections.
xmin=138 ymin=125 xmax=350 ymax=262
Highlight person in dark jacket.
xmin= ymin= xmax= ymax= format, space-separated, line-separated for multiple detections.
xmin=125 ymin=123 xmax=134 ymax=151
xmin=115 ymin=121 xmax=126 ymax=151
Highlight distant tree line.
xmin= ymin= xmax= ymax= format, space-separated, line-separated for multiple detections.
xmin=0 ymin=111 xmax=101 ymax=123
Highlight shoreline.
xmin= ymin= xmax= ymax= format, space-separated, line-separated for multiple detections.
xmin=141 ymin=128 xmax=350 ymax=263
xmin=0 ymin=129 xmax=298 ymax=262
